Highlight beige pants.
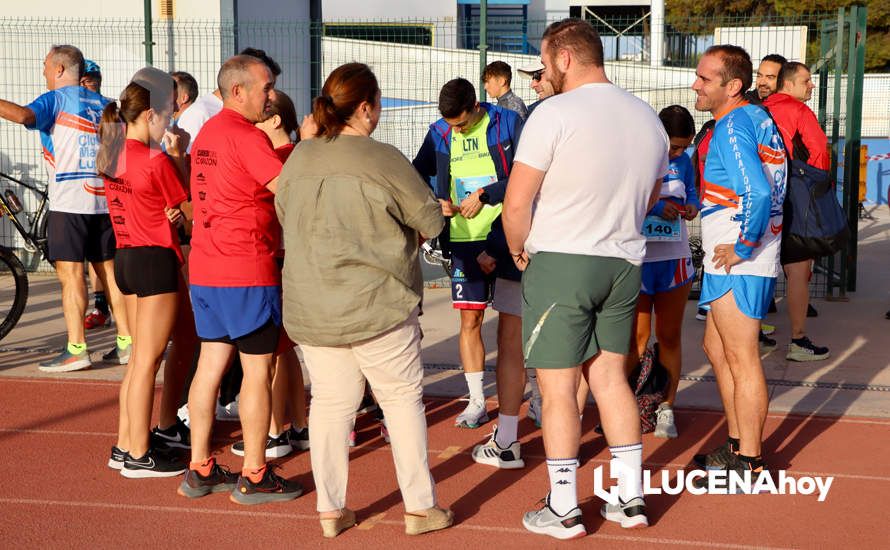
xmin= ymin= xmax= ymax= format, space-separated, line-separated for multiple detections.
xmin=301 ymin=309 xmax=437 ymax=512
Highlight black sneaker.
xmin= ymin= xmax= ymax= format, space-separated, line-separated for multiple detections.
xmin=230 ymin=466 xmax=303 ymax=505
xmin=692 ymin=441 xmax=735 ymax=470
xmin=807 ymin=304 xmax=818 ymax=318
xmin=151 ymin=417 xmax=191 ymax=450
xmin=107 ymin=446 xmax=128 ymax=470
xmin=356 ymin=393 xmax=378 ymax=416
xmin=694 ymin=453 xmax=769 ymax=492
xmin=287 ymin=426 xmax=310 ymax=451
xmin=121 ymin=448 xmax=187 ymax=479
xmin=759 ymin=331 xmax=777 ymax=353
xmin=787 ymin=336 xmax=830 ymax=362
xmin=178 ymin=460 xmax=239 ymax=498
xmin=231 ymin=432 xmax=293 ymax=458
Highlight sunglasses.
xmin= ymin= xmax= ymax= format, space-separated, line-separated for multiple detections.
xmin=532 ymin=70 xmax=543 ymax=82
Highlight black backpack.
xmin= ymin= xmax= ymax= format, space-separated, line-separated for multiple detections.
xmin=781 ymin=131 xmax=850 ymax=257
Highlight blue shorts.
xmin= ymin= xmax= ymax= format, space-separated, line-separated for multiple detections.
xmin=698 ymin=273 xmax=776 ymax=320
xmin=449 ymin=241 xmax=493 ymax=310
xmin=640 ymin=257 xmax=695 ymax=295
xmin=190 ymin=285 xmax=282 ymax=340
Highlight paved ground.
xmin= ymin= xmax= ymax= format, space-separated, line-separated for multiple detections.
xmin=1 ymin=207 xmax=888 ymax=548
xmin=3 ymin=207 xmax=889 ymax=418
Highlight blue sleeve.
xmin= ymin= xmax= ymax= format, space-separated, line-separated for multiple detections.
xmin=648 ymin=199 xmax=666 ymax=217
xmin=481 ymin=112 xmax=524 ymax=205
xmin=680 ymin=154 xmax=700 ymax=209
xmin=412 ymin=130 xmax=437 ymax=188
xmin=25 ymin=90 xmax=60 ymax=132
xmin=714 ymin=114 xmax=771 ymax=260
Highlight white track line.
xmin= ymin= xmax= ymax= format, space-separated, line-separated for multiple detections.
xmin=1 ymin=427 xmax=887 ymax=483
xmin=0 ymin=497 xmax=794 ymax=549
xmin=2 ymin=377 xmax=888 ymax=424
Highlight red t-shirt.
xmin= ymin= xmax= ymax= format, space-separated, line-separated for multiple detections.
xmin=763 ymin=93 xmax=830 ymax=170
xmin=188 ymin=108 xmax=283 ymax=287
xmin=104 ymin=140 xmax=188 ymax=263
xmin=275 ymin=142 xmax=295 ymax=163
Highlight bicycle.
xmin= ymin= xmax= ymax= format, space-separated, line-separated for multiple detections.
xmin=420 ymin=238 xmax=452 ymax=278
xmin=0 ymin=170 xmax=50 ymax=340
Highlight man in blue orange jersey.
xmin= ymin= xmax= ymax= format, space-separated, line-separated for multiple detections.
xmin=690 ymin=45 xmax=787 ymax=480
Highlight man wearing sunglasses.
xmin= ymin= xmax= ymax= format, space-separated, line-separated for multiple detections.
xmin=518 ymin=62 xmax=555 ymax=116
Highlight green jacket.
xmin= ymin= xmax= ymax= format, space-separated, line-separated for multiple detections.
xmin=276 ymin=134 xmax=444 ymax=346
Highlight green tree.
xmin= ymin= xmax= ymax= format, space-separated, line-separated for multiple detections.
xmin=666 ymin=0 xmax=889 ymax=71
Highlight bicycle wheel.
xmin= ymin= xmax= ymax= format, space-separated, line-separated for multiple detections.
xmin=0 ymin=246 xmax=29 ymax=341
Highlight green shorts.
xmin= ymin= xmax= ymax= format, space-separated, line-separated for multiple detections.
xmin=521 ymin=252 xmax=641 ymax=369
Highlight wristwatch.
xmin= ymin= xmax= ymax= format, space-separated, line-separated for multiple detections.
xmin=479 ymin=190 xmax=490 ymax=204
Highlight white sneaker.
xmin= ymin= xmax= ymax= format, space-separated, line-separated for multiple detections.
xmin=471 ymin=426 xmax=524 ymax=469
xmin=527 ymin=396 xmax=542 ymax=428
xmin=523 ymin=498 xmax=586 ymax=540
xmin=215 ymin=395 xmax=240 ymax=421
xmin=601 ymin=496 xmax=648 ymax=529
xmin=454 ymin=398 xmax=489 ymax=429
xmin=177 ymin=403 xmax=190 ymax=427
xmin=654 ymin=403 xmax=677 ymax=439
xmin=380 ymin=418 xmax=390 ymax=443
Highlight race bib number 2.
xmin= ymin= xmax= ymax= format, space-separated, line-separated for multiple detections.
xmin=642 ymin=215 xmax=681 ymax=241
xmin=454 ymin=175 xmax=496 ymax=200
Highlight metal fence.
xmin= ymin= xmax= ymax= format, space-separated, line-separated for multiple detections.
xmin=0 ymin=13 xmax=879 ymax=298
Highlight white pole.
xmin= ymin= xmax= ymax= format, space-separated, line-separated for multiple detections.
xmin=650 ymin=0 xmax=665 ymax=67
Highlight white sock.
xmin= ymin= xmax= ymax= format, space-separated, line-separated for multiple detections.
xmin=610 ymin=442 xmax=643 ymax=502
xmin=465 ymin=371 xmax=484 ymax=402
xmin=546 ymin=458 xmax=578 ymax=516
xmin=494 ymin=415 xmax=518 ymax=447
xmin=527 ymin=371 xmax=542 ymax=401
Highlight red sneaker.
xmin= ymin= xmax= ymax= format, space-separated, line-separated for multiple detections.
xmin=84 ymin=309 xmax=110 ymax=329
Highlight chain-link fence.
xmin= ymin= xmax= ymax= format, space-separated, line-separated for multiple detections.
xmin=1 ymin=13 xmax=882 ymax=297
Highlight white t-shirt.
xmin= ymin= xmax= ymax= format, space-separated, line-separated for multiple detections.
xmin=515 ymin=83 xmax=669 ymax=265
xmin=176 ymin=92 xmax=223 ymax=154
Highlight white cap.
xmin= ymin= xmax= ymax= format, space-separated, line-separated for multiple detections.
xmin=517 ymin=60 xmax=545 ymax=77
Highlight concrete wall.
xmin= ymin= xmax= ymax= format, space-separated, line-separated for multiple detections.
xmin=323 ymin=0 xmax=456 ymax=20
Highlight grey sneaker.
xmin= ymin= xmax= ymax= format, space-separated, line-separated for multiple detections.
xmin=601 ymin=496 xmax=648 ymax=529
xmin=102 ymin=343 xmax=130 ymax=365
xmin=654 ymin=403 xmax=678 ymax=439
xmin=692 ymin=441 xmax=735 ymax=470
xmin=471 ymin=426 xmax=524 ymax=469
xmin=454 ymin=398 xmax=489 ymax=429
xmin=522 ymin=498 xmax=586 ymax=540
xmin=215 ymin=395 xmax=240 ymax=421
xmin=527 ymin=396 xmax=542 ymax=428
xmin=38 ymin=348 xmax=92 ymax=373
xmin=229 ymin=467 xmax=303 ymax=505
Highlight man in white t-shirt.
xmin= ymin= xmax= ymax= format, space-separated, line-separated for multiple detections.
xmin=503 ymin=19 xmax=667 ymax=540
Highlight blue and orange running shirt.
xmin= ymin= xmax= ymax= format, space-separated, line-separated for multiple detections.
xmin=26 ymin=86 xmax=110 ymax=214
xmin=701 ymin=103 xmax=787 ymax=278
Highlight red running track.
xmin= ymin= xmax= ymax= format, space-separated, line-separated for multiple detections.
xmin=0 ymin=376 xmax=886 ymax=548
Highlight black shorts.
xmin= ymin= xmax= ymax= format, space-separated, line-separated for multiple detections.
xmin=201 ymin=318 xmax=280 ymax=355
xmin=114 ymin=246 xmax=180 ymax=297
xmin=47 ymin=211 xmax=116 ymax=263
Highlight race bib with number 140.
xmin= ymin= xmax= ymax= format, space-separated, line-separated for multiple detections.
xmin=642 ymin=215 xmax=681 ymax=241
